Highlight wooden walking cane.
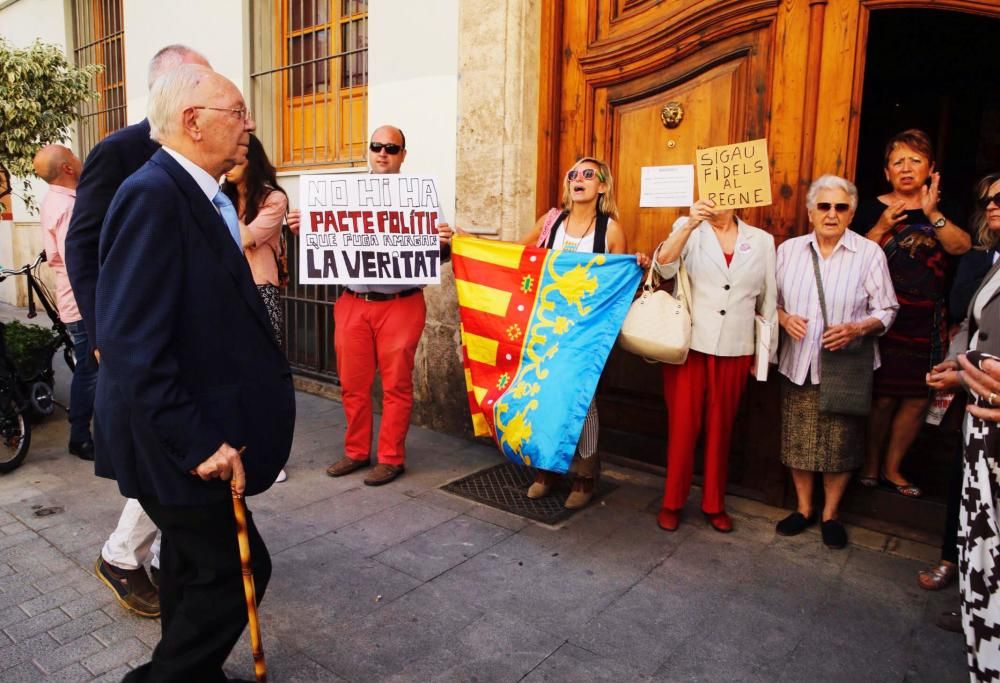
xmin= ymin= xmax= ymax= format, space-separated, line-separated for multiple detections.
xmin=231 ymin=447 xmax=267 ymax=682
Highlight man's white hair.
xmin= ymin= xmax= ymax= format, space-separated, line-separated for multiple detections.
xmin=147 ymin=44 xmax=207 ymax=91
xmin=147 ymin=64 xmax=213 ymax=143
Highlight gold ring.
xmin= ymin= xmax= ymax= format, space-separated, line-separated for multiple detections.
xmin=990 ymin=392 xmax=996 ymax=406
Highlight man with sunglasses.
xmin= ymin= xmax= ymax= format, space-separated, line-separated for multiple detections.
xmin=325 ymin=125 xmax=453 ymax=486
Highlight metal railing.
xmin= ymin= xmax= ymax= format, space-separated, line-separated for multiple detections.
xmin=72 ymin=0 xmax=126 ymax=158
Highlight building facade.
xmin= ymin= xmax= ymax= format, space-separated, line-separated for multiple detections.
xmin=1 ymin=0 xmax=998 ymax=537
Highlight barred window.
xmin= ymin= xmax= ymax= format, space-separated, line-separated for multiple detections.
xmin=250 ymin=0 xmax=368 ymax=170
xmin=72 ymin=0 xmax=126 ymax=158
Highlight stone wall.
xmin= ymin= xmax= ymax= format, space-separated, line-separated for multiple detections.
xmin=409 ymin=0 xmax=541 ymax=436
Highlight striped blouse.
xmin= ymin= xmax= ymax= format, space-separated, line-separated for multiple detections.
xmin=776 ymin=230 xmax=898 ymax=386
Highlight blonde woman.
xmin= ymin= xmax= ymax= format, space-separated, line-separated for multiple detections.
xmin=518 ymin=157 xmax=649 ymax=508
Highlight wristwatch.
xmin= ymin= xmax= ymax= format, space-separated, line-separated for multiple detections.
xmin=932 ymin=215 xmax=947 ymax=229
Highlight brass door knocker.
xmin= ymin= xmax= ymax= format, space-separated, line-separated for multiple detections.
xmin=660 ymin=102 xmax=683 ymax=129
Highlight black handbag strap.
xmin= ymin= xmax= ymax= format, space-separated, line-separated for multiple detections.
xmin=809 ymin=244 xmax=831 ymax=329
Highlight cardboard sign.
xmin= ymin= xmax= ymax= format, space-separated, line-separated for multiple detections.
xmin=696 ymin=139 xmax=772 ymax=209
xmin=298 ymin=174 xmax=443 ymax=285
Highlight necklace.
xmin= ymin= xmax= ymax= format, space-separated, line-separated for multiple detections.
xmin=562 ymin=214 xmax=596 ymax=253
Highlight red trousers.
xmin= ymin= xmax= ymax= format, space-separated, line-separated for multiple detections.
xmin=334 ymin=291 xmax=426 ymax=466
xmin=661 ymin=350 xmax=752 ymax=514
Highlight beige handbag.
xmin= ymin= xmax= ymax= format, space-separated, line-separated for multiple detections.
xmin=618 ymin=246 xmax=692 ymax=364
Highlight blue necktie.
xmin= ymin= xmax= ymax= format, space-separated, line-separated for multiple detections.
xmin=212 ymin=190 xmax=242 ymax=251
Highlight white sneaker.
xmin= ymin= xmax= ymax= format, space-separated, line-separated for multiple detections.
xmin=275 ymin=469 xmax=287 ymax=483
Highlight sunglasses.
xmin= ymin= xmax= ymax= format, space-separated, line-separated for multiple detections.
xmin=567 ymin=168 xmax=605 ymax=182
xmin=981 ymin=193 xmax=1000 ymax=209
xmin=369 ymin=142 xmax=403 ymax=155
xmin=815 ymin=202 xmax=852 ymax=213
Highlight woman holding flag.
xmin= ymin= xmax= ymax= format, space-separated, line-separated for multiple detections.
xmin=514 ymin=157 xmax=649 ymax=508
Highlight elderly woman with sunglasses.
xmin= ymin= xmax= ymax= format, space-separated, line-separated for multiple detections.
xmin=519 ymin=156 xmax=649 ymax=509
xmin=855 ymin=129 xmax=970 ymax=498
xmin=774 ymin=175 xmax=898 ymax=549
xmin=652 ymin=197 xmax=777 ymax=534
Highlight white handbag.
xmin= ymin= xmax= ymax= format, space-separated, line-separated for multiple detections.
xmin=618 ymin=247 xmax=692 ymax=364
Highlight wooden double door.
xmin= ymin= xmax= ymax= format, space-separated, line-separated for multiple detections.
xmin=537 ymin=0 xmax=1000 ymax=533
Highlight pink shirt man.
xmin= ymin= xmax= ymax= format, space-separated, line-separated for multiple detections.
xmin=38 ymin=184 xmax=82 ymax=324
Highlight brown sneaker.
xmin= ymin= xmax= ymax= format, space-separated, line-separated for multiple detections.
xmin=94 ymin=555 xmax=160 ymax=618
xmin=363 ymin=463 xmax=405 ymax=486
xmin=326 ymin=456 xmax=370 ymax=477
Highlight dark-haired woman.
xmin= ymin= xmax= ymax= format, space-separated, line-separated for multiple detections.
xmin=855 ymin=129 xmax=970 ymax=497
xmin=221 ymin=134 xmax=289 ymax=481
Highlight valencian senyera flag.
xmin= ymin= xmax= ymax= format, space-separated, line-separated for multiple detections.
xmin=452 ymin=236 xmax=642 ymax=474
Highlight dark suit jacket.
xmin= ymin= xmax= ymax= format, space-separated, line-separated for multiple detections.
xmin=94 ymin=149 xmax=295 ymax=506
xmin=66 ymin=119 xmax=160 ymax=343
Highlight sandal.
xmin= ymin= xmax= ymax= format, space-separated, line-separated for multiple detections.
xmin=857 ymin=474 xmax=878 ymax=488
xmin=917 ymin=561 xmax=957 ymax=591
xmin=879 ymin=474 xmax=923 ymax=498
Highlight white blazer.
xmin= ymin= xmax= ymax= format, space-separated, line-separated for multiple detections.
xmin=654 ymin=217 xmax=777 ymax=357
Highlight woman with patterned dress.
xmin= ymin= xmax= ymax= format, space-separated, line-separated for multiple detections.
xmin=919 ymin=173 xmax=1000 ymax=678
xmin=855 ymin=129 xmax=970 ymax=498
xmin=516 ymin=156 xmax=648 ymax=509
xmin=221 ymin=134 xmax=289 ymax=482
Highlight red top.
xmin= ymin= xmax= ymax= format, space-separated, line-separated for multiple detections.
xmin=723 ymin=252 xmax=734 ymax=267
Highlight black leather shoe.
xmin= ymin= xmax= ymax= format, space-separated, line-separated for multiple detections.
xmin=776 ymin=512 xmax=817 ymax=537
xmin=820 ymin=519 xmax=848 ymax=549
xmin=68 ymin=440 xmax=95 ymax=461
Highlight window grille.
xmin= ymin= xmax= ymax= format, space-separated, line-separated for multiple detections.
xmin=72 ymin=0 xmax=126 ymax=158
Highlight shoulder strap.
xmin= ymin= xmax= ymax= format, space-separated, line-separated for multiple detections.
xmin=809 ymin=244 xmax=830 ymax=329
xmin=545 ymin=211 xmax=568 ymax=249
xmin=593 ymin=213 xmax=609 ymax=254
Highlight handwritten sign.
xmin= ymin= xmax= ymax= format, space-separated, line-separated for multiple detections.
xmin=299 ymin=174 xmax=443 ymax=285
xmin=696 ymin=139 xmax=772 ymax=209
xmin=639 ymin=165 xmax=694 ymax=208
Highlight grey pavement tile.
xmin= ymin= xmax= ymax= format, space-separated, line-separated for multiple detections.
xmin=1 ymin=520 xmax=29 ymax=536
xmin=32 ymin=565 xmax=102 ymax=595
xmin=19 ymin=585 xmax=81 ymax=617
xmin=0 ymin=631 xmax=59 ymax=673
xmin=273 ymin=484 xmax=411 ymax=537
xmin=0 ymin=660 xmax=49 ymax=683
xmin=60 ymin=589 xmax=116 ymax=619
xmin=81 ymin=636 xmax=149 ymax=676
xmin=414 ymin=487 xmax=478 ymax=515
xmin=36 ymin=634 xmax=105 ymax=674
xmin=4 ymin=606 xmax=71 ymax=642
xmin=301 ymin=581 xmax=486 ymax=681
xmin=89 ymin=665 xmax=133 ymax=682
xmin=383 ymin=611 xmax=564 ymax=683
xmin=264 ymin=533 xmax=422 ymax=652
xmin=91 ymin=614 xmax=161 ymax=647
xmin=0 ymin=604 xmax=29 ymax=629
xmin=0 ymin=562 xmax=13 ymax=579
xmin=0 ymin=509 xmax=15 ymax=526
xmin=903 ymin=618 xmax=966 ymax=682
xmin=655 ymin=639 xmax=771 ymax=682
xmin=374 ymin=513 xmax=513 ymax=581
xmin=226 ymin=631 xmax=347 ymax=683
xmin=522 ymin=642 xmax=655 ymax=682
xmin=38 ymin=521 xmax=106 ymax=555
xmin=331 ymin=497 xmax=460 ymax=556
xmin=39 ymin=662 xmax=95 ymax=683
xmin=775 ymin=628 xmax=910 ymax=683
xmin=463 ymin=501 xmax=532 ymax=531
xmin=0 ymin=529 xmax=38 ymax=551
xmin=48 ymin=609 xmax=113 ymax=645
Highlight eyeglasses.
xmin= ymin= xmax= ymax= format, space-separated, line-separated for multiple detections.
xmin=981 ymin=193 xmax=1000 ymax=209
xmin=193 ymin=105 xmax=252 ymax=123
xmin=369 ymin=142 xmax=403 ymax=155
xmin=567 ymin=168 xmax=605 ymax=182
xmin=815 ymin=202 xmax=852 ymax=213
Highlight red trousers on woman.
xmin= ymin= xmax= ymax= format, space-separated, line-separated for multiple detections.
xmin=661 ymin=350 xmax=752 ymax=514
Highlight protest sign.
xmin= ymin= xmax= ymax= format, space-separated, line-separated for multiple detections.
xmin=695 ymin=139 xmax=772 ymax=209
xmin=639 ymin=165 xmax=694 ymax=208
xmin=298 ymin=174 xmax=443 ymax=285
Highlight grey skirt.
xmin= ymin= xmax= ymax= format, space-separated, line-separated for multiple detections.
xmin=780 ymin=377 xmax=865 ymax=473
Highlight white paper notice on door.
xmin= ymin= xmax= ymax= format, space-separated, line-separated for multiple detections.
xmin=639 ymin=165 xmax=695 ymax=208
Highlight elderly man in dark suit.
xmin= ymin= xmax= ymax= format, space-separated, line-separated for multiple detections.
xmin=95 ymin=63 xmax=295 ymax=682
xmin=66 ymin=45 xmax=210 ymax=620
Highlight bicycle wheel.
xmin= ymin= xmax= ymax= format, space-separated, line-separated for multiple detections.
xmin=0 ymin=399 xmax=30 ymax=473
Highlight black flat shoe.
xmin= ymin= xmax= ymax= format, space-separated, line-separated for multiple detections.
xmin=820 ymin=519 xmax=848 ymax=549
xmin=776 ymin=512 xmax=817 ymax=537
xmin=68 ymin=440 xmax=95 ymax=461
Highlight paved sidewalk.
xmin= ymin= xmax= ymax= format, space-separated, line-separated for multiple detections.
xmin=0 ymin=310 xmax=968 ymax=681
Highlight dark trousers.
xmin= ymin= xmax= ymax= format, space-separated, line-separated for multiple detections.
xmin=124 ymin=497 xmax=271 ymax=683
xmin=66 ymin=320 xmax=98 ymax=444
xmin=942 ymin=443 xmax=963 ymax=564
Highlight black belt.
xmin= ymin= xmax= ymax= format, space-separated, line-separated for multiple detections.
xmin=346 ymin=288 xmax=421 ymax=302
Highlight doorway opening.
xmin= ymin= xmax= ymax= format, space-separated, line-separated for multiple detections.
xmin=843 ymin=8 xmax=1000 ymax=539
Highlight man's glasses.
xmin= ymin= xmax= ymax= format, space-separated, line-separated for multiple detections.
xmin=567 ymin=168 xmax=604 ymax=181
xmin=815 ymin=202 xmax=852 ymax=213
xmin=193 ymin=106 xmax=252 ymax=123
xmin=981 ymin=193 xmax=1000 ymax=209
xmin=369 ymin=142 xmax=403 ymax=155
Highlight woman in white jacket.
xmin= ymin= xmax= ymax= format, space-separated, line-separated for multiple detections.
xmin=652 ymin=199 xmax=777 ymax=533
